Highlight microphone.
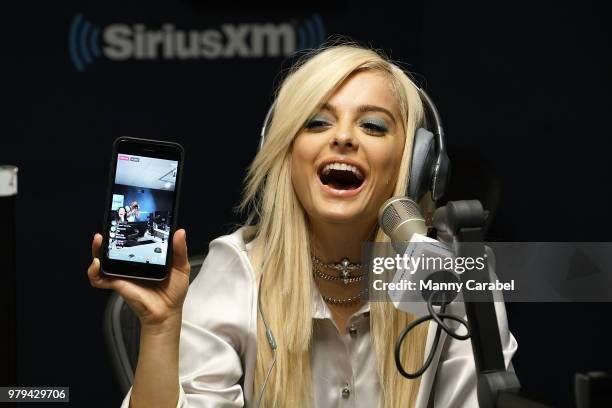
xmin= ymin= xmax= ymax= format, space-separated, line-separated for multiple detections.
xmin=377 ymin=196 xmax=461 ymax=317
xmin=378 ymin=196 xmax=471 ymax=381
xmin=377 ymin=196 xmax=428 ymax=254
xmin=379 ymin=197 xmax=531 ymax=407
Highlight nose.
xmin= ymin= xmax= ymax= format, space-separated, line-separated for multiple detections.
xmin=330 ymin=128 xmax=359 ymax=151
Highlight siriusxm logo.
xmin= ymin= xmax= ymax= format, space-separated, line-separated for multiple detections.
xmin=68 ymin=14 xmax=326 ymax=72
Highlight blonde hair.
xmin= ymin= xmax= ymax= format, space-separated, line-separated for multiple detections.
xmin=241 ymin=44 xmax=429 ymax=407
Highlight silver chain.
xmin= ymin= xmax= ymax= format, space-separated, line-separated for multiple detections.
xmin=312 ymin=256 xmax=362 ymax=285
xmin=313 ymin=265 xmax=364 ymax=283
xmin=312 ymin=256 xmax=361 ymax=271
xmin=320 ymin=289 xmax=369 ymax=306
xmin=312 ymin=255 xmax=367 ymax=305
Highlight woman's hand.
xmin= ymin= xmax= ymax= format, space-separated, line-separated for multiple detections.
xmin=87 ymin=229 xmax=191 ymax=331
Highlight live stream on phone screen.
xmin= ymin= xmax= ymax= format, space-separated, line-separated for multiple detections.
xmin=106 ymin=153 xmax=178 ymax=266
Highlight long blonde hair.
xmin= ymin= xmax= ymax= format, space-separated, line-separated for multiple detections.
xmin=241 ymin=44 xmax=430 ymax=407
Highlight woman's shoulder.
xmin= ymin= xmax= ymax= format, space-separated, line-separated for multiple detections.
xmin=190 ymin=225 xmax=257 ymax=286
xmin=198 ymin=226 xmax=257 ymax=278
xmin=207 ymin=225 xmax=257 ymax=257
xmin=182 ymin=226 xmax=259 ymax=346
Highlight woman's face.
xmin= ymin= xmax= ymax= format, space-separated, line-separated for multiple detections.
xmin=291 ymin=71 xmax=405 ymax=227
xmin=118 ymin=208 xmax=125 ymax=217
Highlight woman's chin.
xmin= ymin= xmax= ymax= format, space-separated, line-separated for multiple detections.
xmin=309 ymin=204 xmax=371 ymax=225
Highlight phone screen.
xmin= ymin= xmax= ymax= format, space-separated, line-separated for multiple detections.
xmin=105 ymin=152 xmax=178 ymax=266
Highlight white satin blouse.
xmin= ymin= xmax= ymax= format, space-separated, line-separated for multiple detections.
xmin=120 ymin=227 xmax=517 ymax=407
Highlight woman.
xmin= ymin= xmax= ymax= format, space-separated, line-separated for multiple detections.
xmin=87 ymin=44 xmax=516 ymax=407
xmin=115 ymin=207 xmax=127 ymax=224
xmin=126 ymin=201 xmax=140 ymax=222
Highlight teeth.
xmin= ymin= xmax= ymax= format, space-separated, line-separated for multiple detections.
xmin=321 ymin=162 xmax=364 ymax=180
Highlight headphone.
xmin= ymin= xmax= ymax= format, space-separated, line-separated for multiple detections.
xmin=258 ymin=87 xmax=450 ymax=202
xmin=253 ymin=86 xmax=450 ymax=407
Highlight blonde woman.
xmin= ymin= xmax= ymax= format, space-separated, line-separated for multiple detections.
xmin=126 ymin=201 xmax=140 ymax=222
xmin=87 ymin=44 xmax=517 ymax=407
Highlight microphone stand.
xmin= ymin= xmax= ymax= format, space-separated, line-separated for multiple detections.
xmin=443 ymin=200 xmax=551 ymax=408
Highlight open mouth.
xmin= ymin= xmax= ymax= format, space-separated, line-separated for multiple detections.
xmin=318 ymin=162 xmax=365 ymax=191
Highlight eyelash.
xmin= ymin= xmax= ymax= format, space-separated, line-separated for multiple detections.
xmin=303 ymin=118 xmax=389 ymax=135
xmin=304 ymin=118 xmax=331 ymax=130
xmin=360 ymin=121 xmax=388 ymax=135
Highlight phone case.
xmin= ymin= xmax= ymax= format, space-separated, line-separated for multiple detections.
xmin=100 ymin=136 xmax=185 ymax=281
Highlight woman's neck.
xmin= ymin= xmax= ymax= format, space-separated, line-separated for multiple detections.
xmin=310 ymin=217 xmax=376 ymax=263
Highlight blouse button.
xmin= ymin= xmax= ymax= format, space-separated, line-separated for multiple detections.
xmin=348 ymin=324 xmax=358 ymax=336
xmin=342 ymin=385 xmax=351 ymax=398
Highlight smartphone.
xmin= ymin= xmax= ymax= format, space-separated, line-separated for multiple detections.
xmin=100 ymin=137 xmax=184 ymax=281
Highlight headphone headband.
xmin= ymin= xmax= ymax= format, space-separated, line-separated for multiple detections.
xmin=259 ymin=102 xmax=275 ymax=150
xmin=417 ymin=88 xmax=445 ymax=152
xmin=414 ymin=88 xmax=450 ymax=202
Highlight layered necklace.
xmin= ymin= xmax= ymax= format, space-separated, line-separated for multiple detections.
xmin=312 ymin=256 xmax=367 ymax=306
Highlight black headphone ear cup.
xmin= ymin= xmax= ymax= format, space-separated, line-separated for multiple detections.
xmin=431 ymin=150 xmax=451 ymax=201
xmin=408 ymin=128 xmax=436 ymax=201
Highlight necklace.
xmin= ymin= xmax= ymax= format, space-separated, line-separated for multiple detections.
xmin=313 ymin=265 xmax=365 ymax=284
xmin=312 ymin=255 xmax=367 ymax=305
xmin=320 ymin=288 xmax=369 ymax=306
xmin=312 ymin=256 xmax=362 ymax=285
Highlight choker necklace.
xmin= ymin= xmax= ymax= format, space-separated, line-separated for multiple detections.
xmin=320 ymin=288 xmax=369 ymax=306
xmin=312 ymin=256 xmax=363 ymax=285
xmin=314 ymin=266 xmax=364 ymax=284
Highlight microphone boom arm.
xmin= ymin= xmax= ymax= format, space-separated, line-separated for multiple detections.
xmin=444 ymin=200 xmax=550 ymax=408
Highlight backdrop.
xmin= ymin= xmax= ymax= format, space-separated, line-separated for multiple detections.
xmin=2 ymin=1 xmax=611 ymax=406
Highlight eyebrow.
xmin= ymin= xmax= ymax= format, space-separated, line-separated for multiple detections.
xmin=320 ymin=103 xmax=397 ymax=125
